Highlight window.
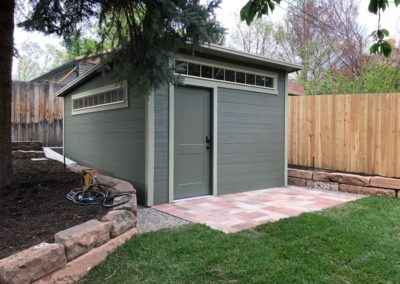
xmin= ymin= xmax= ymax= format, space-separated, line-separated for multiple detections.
xmin=201 ymin=65 xmax=213 ymax=78
xmin=225 ymin=69 xmax=235 ymax=82
xmin=175 ymin=60 xmax=188 ymax=75
xmin=71 ymin=82 xmax=128 ymax=115
xmin=246 ymin=73 xmax=256 ymax=85
xmin=236 ymin=72 xmax=246 ymax=84
xmin=188 ymin=63 xmax=201 ymax=77
xmin=214 ymin=68 xmax=224 ymax=80
xmin=174 ymin=59 xmax=276 ymax=90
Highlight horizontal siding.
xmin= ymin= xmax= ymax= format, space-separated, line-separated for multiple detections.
xmin=218 ymin=76 xmax=285 ymax=194
xmin=153 ymin=86 xmax=170 ymax=204
xmin=64 ymin=73 xmax=146 ymax=202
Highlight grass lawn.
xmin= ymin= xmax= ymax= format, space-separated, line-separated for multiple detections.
xmin=81 ymin=197 xmax=400 ymax=283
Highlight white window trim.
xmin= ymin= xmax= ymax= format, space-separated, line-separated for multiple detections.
xmin=71 ymin=81 xmax=128 ymax=115
xmin=175 ymin=54 xmax=278 ymax=94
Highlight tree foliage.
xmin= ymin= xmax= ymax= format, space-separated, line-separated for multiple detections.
xmin=15 ymin=40 xmax=68 ymax=81
xmin=303 ymin=62 xmax=400 ymax=95
xmin=20 ymin=0 xmax=224 ymax=92
xmin=230 ymin=16 xmax=278 ymax=58
xmin=240 ymin=0 xmax=399 ymax=58
xmin=235 ymin=0 xmax=366 ymax=82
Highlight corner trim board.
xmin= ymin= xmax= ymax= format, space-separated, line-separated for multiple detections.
xmin=284 ymin=73 xmax=288 ymax=186
xmin=212 ymin=86 xmax=218 ymax=196
xmin=168 ymin=84 xmax=175 ymax=202
xmin=145 ymin=90 xmax=155 ymax=206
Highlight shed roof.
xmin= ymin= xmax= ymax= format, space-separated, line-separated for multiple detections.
xmin=56 ymin=44 xmax=302 ymax=97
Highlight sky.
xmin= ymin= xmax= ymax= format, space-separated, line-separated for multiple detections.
xmin=13 ymin=0 xmax=400 ymax=76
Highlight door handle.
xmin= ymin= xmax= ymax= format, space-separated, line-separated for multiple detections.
xmin=205 ymin=136 xmax=211 ymax=150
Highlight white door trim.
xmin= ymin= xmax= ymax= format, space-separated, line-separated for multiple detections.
xmin=145 ymin=90 xmax=155 ymax=206
xmin=168 ymin=84 xmax=175 ymax=202
xmin=168 ymin=80 xmax=218 ymax=201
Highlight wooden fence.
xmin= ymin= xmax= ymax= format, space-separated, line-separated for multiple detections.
xmin=12 ymin=81 xmax=63 ymax=146
xmin=288 ymin=93 xmax=400 ymax=178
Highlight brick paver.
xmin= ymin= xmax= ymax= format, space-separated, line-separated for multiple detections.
xmin=154 ymin=186 xmax=363 ymax=233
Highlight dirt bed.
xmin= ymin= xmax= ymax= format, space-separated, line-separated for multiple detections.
xmin=0 ymin=153 xmax=108 ymax=259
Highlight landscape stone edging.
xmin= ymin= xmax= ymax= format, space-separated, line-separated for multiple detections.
xmin=288 ymin=168 xmax=399 ymax=197
xmin=0 ymin=164 xmax=138 ymax=284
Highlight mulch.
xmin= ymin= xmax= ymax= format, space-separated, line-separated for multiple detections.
xmin=0 ymin=152 xmax=109 ymax=259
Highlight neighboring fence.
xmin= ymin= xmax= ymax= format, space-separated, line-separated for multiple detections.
xmin=288 ymin=93 xmax=400 ymax=178
xmin=12 ymin=81 xmax=63 ymax=146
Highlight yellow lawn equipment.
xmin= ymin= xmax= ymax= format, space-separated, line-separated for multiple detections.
xmin=65 ymin=169 xmax=132 ymax=207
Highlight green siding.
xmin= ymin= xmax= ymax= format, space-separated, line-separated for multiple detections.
xmin=64 ymin=73 xmax=146 ymax=203
xmin=153 ymin=86 xmax=170 ymax=204
xmin=217 ymin=73 xmax=286 ymax=194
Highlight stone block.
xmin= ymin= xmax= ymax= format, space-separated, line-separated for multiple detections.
xmin=313 ymin=172 xmax=370 ymax=186
xmin=370 ymin=176 xmax=400 ymax=190
xmin=339 ymin=184 xmax=395 ymax=197
xmin=101 ymin=210 xmax=136 ymax=238
xmin=113 ymin=193 xmax=137 ymax=212
xmin=54 ymin=219 xmax=111 ymax=261
xmin=306 ymin=180 xmax=339 ymax=191
xmin=288 ymin=168 xmax=313 ymax=179
xmin=288 ymin=177 xmax=307 ymax=187
xmin=0 ymin=243 xmax=66 ymax=284
xmin=312 ymin=171 xmax=333 ymax=182
xmin=33 ymin=229 xmax=137 ymax=284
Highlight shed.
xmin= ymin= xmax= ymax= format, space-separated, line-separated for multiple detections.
xmin=57 ymin=44 xmax=302 ymax=206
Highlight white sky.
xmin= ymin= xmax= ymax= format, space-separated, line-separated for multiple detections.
xmin=13 ymin=0 xmax=400 ymax=75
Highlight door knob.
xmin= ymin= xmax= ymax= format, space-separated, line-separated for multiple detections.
xmin=205 ymin=136 xmax=211 ymax=150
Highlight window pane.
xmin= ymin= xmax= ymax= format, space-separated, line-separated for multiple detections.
xmin=246 ymin=73 xmax=256 ymax=85
xmin=225 ymin=69 xmax=235 ymax=82
xmin=73 ymin=100 xmax=78 ymax=109
xmin=88 ymin=96 xmax=94 ymax=107
xmin=98 ymin=93 xmax=105 ymax=105
xmin=118 ymin=89 xmax=124 ymax=101
xmin=111 ymin=90 xmax=121 ymax=102
xmin=201 ymin=65 xmax=212 ymax=78
xmin=236 ymin=72 xmax=246 ymax=84
xmin=265 ymin=77 xmax=274 ymax=88
xmin=175 ymin=60 xmax=188 ymax=75
xmin=256 ymin=75 xmax=265 ymax=87
xmin=78 ymin=99 xmax=83 ymax=109
xmin=104 ymin=92 xmax=111 ymax=103
xmin=188 ymin=63 xmax=201 ymax=77
xmin=93 ymin=94 xmax=98 ymax=106
xmin=214 ymin=68 xmax=224 ymax=80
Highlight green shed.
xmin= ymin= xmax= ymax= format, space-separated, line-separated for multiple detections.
xmin=57 ymin=44 xmax=302 ymax=206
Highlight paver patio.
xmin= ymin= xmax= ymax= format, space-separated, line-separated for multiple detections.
xmin=154 ymin=186 xmax=363 ymax=233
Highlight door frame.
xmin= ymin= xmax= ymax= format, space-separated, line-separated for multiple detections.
xmin=169 ymin=80 xmax=218 ymax=202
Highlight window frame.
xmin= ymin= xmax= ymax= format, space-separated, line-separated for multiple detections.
xmin=71 ymin=81 xmax=128 ymax=115
xmin=174 ymin=55 xmax=278 ymax=93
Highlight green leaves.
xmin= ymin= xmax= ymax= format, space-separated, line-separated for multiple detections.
xmin=369 ymin=28 xmax=392 ymax=57
xmin=368 ymin=0 xmax=390 ymax=14
xmin=369 ymin=40 xmax=392 ymax=57
xmin=368 ymin=0 xmax=399 ymax=13
xmin=240 ymin=0 xmax=281 ymax=25
xmin=368 ymin=0 xmax=399 ymax=57
xmin=20 ymin=0 xmax=224 ymax=93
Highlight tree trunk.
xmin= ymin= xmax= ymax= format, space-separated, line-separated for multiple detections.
xmin=0 ymin=0 xmax=15 ymax=189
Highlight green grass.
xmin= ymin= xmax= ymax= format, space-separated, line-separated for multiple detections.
xmin=81 ymin=197 xmax=400 ymax=283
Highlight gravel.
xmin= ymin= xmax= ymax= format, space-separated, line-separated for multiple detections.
xmin=137 ymin=206 xmax=190 ymax=234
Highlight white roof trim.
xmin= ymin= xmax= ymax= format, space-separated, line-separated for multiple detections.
xmin=202 ymin=43 xmax=302 ymax=72
xmin=57 ymin=44 xmax=302 ymax=97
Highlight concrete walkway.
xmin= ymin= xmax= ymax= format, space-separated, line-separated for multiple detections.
xmin=154 ymin=186 xmax=363 ymax=233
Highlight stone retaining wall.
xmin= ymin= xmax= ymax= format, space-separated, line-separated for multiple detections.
xmin=0 ymin=165 xmax=138 ymax=284
xmin=288 ymin=168 xmax=400 ymax=197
